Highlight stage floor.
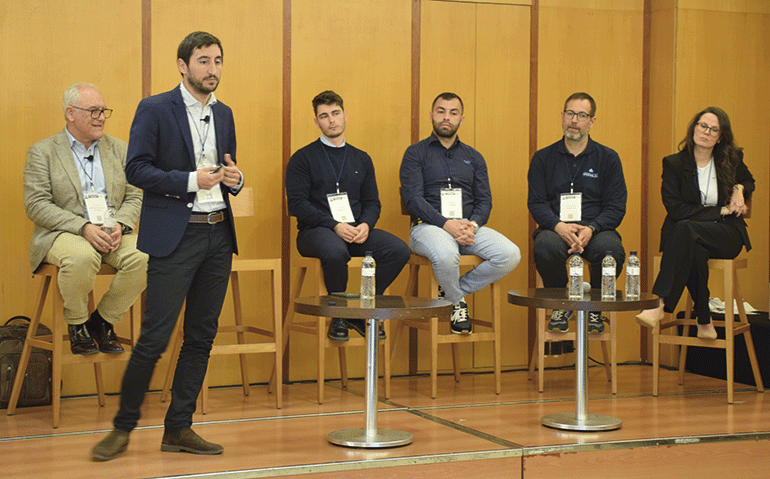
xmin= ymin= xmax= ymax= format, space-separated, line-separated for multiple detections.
xmin=2 ymin=364 xmax=769 ymax=478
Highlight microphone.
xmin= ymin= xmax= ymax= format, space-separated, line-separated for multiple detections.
xmin=85 ymin=155 xmax=94 ymax=162
xmin=445 ymin=151 xmax=452 ymax=159
xmin=201 ymin=115 xmax=210 ymax=124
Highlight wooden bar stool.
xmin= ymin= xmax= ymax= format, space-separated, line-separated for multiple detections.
xmin=272 ymin=256 xmax=391 ymax=404
xmin=161 ymin=187 xmax=282 ymax=412
xmin=528 ymin=274 xmax=618 ymax=394
xmin=652 ymin=255 xmax=764 ymax=403
xmin=6 ymin=263 xmax=140 ymax=428
xmin=394 ymin=254 xmax=502 ymax=399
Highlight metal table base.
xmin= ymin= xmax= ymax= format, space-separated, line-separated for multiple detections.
xmin=328 ymin=318 xmax=413 ymax=448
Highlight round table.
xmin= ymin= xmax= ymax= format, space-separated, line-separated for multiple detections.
xmin=508 ymin=288 xmax=659 ymax=432
xmin=294 ymin=295 xmax=453 ymax=448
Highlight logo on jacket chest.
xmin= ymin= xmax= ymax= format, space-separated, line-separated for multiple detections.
xmin=582 ymin=168 xmax=598 ymax=179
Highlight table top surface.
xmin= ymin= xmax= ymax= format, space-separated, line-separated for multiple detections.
xmin=508 ymin=288 xmax=659 ymax=311
xmin=293 ymin=295 xmax=453 ymax=320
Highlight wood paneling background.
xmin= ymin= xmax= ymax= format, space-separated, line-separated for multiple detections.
xmin=1 ymin=0 xmax=768 ymax=394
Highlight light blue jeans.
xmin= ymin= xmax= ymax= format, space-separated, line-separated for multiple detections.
xmin=409 ymin=223 xmax=520 ymax=304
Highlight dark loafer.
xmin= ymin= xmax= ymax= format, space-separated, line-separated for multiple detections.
xmin=347 ymin=319 xmax=386 ymax=340
xmin=161 ymin=428 xmax=223 ymax=455
xmin=68 ymin=323 xmax=98 ymax=355
xmin=86 ymin=312 xmax=125 ymax=353
xmin=92 ymin=429 xmax=130 ymax=461
xmin=327 ymin=318 xmax=349 ymax=342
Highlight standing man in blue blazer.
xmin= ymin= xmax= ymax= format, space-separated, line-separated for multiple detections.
xmin=92 ymin=31 xmax=243 ymax=461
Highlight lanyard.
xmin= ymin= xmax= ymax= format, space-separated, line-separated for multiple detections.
xmin=70 ymin=144 xmax=95 ymax=192
xmin=322 ymin=144 xmax=348 ymax=194
xmin=564 ymin=154 xmax=587 ymax=193
xmin=699 ymin=158 xmax=715 ymax=205
xmin=438 ymin=148 xmax=455 ymax=189
xmin=185 ymin=106 xmax=212 ymax=166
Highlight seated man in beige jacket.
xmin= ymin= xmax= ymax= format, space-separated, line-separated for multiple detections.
xmin=23 ymin=83 xmax=147 ymax=355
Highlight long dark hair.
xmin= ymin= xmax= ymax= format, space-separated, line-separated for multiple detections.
xmin=678 ymin=106 xmax=743 ymax=199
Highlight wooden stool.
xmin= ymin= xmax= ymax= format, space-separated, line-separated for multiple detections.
xmin=161 ymin=187 xmax=282 ymax=411
xmin=652 ymin=256 xmax=764 ymax=403
xmin=273 ymin=256 xmax=391 ymax=404
xmin=395 ymin=254 xmax=502 ymax=398
xmin=6 ymin=263 xmax=140 ymax=428
xmin=528 ymin=275 xmax=617 ymax=394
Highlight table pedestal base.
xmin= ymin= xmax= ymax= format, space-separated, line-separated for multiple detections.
xmin=327 ymin=428 xmax=413 ymax=448
xmin=542 ymin=413 xmax=622 ymax=431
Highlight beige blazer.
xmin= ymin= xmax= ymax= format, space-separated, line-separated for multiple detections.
xmin=23 ymin=129 xmax=142 ymax=273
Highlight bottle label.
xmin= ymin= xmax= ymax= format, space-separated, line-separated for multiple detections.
xmin=362 ymin=269 xmax=375 ymax=277
xmin=570 ymin=266 xmax=582 ymax=276
xmin=602 ymin=266 xmax=614 ymax=276
xmin=627 ymin=266 xmax=640 ymax=276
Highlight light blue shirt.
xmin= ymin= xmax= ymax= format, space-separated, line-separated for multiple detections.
xmin=65 ymin=126 xmax=107 ymax=221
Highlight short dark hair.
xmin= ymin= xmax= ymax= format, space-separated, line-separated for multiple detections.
xmin=312 ymin=90 xmax=344 ymax=115
xmin=177 ymin=31 xmax=223 ymax=67
xmin=563 ymin=92 xmax=596 ymax=117
xmin=432 ymin=92 xmax=464 ymax=113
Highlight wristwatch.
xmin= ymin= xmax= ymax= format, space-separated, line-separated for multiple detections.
xmin=470 ymin=221 xmax=479 ymax=233
xmin=588 ymin=225 xmax=597 ymax=234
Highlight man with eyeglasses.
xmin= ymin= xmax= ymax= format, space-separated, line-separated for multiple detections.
xmin=527 ymin=92 xmax=627 ymax=334
xmin=23 ymin=83 xmax=147 ymax=356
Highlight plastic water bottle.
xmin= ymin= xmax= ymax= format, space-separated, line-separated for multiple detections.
xmin=601 ymin=251 xmax=616 ymax=300
xmin=360 ymin=251 xmax=376 ymax=308
xmin=103 ymin=206 xmax=117 ymax=235
xmin=625 ymin=250 xmax=640 ymax=299
xmin=568 ymin=252 xmax=584 ymax=300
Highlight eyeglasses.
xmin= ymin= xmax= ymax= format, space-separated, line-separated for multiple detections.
xmin=70 ymin=105 xmax=113 ymax=119
xmin=563 ymin=110 xmax=592 ymax=121
xmin=696 ymin=121 xmax=720 ymax=136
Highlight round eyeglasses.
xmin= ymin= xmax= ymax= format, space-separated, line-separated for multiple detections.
xmin=563 ymin=110 xmax=592 ymax=121
xmin=696 ymin=121 xmax=720 ymax=136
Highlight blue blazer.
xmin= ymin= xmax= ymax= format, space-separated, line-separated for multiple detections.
xmin=125 ymin=86 xmax=239 ymax=258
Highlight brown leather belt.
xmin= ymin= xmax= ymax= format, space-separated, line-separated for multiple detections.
xmin=189 ymin=210 xmax=227 ymax=224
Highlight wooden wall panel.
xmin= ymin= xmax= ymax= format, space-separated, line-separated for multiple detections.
xmin=0 ymin=0 xmax=142 ymax=395
xmin=148 ymin=2 xmax=284 ymax=389
xmin=538 ymin=1 xmax=645 ymax=364
xmin=289 ymin=0 xmax=412 ymax=381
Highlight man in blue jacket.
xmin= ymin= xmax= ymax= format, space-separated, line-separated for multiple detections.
xmin=286 ymin=90 xmax=409 ymax=342
xmin=92 ymin=31 xmax=243 ymax=461
xmin=528 ymin=92 xmax=626 ymax=334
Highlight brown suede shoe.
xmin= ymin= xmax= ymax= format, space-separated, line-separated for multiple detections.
xmin=91 ymin=429 xmax=129 ymax=461
xmin=161 ymin=428 xmax=223 ymax=455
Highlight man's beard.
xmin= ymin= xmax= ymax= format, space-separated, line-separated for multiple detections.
xmin=433 ymin=120 xmax=458 ymax=138
xmin=190 ymin=75 xmax=219 ymax=95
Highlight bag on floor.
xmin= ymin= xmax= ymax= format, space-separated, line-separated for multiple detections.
xmin=0 ymin=316 xmax=52 ymax=408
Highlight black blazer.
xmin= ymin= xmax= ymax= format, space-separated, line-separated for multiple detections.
xmin=659 ymin=150 xmax=754 ymax=252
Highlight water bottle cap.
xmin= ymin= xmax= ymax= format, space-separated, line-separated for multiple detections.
xmin=605 ymin=251 xmax=613 ymax=256
xmin=571 ymin=251 xmax=580 ymax=256
xmin=630 ymin=251 xmax=637 ymax=255
xmin=365 ymin=251 xmax=373 ymax=256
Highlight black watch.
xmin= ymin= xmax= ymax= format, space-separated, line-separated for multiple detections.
xmin=588 ymin=225 xmax=597 ymax=234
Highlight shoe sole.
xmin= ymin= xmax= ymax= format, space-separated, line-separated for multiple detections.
xmin=450 ymin=328 xmax=472 ymax=335
xmin=548 ymin=327 xmax=568 ymax=333
xmin=327 ymin=334 xmax=349 ymax=342
xmin=160 ymin=443 xmax=223 ymax=454
xmin=91 ymin=444 xmax=127 ymax=461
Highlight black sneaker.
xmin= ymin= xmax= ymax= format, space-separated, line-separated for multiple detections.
xmin=450 ymin=301 xmax=472 ymax=334
xmin=588 ymin=312 xmax=606 ymax=334
xmin=347 ymin=319 xmax=386 ymax=340
xmin=548 ymin=310 xmax=571 ymax=332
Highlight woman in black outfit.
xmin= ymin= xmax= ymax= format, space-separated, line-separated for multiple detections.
xmin=636 ymin=107 xmax=753 ymax=339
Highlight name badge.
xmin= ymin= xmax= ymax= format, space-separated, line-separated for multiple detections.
xmin=327 ymin=192 xmax=355 ymax=223
xmin=441 ymin=188 xmax=463 ymax=219
xmin=197 ymin=185 xmax=224 ymax=204
xmin=560 ymin=192 xmax=582 ymax=222
xmin=84 ymin=193 xmax=109 ymax=224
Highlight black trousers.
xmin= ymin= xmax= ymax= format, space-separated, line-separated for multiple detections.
xmin=114 ymin=221 xmax=233 ymax=432
xmin=296 ymin=226 xmax=410 ymax=295
xmin=653 ymin=219 xmax=743 ymax=325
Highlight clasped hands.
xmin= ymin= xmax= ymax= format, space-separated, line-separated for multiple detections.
xmin=196 ymin=153 xmax=241 ymax=190
xmin=82 ymin=222 xmax=122 ymax=253
xmin=722 ymin=188 xmax=748 ymax=217
xmin=555 ymin=222 xmax=593 ymax=254
xmin=443 ymin=219 xmax=476 ymax=246
xmin=335 ymin=222 xmax=370 ymax=244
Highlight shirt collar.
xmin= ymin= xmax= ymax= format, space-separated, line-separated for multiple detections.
xmin=320 ymin=135 xmax=346 ymax=148
xmin=179 ymin=82 xmax=218 ymax=109
xmin=64 ymin=125 xmax=100 ymax=153
xmin=427 ymin=131 xmax=460 ymax=149
xmin=558 ymin=135 xmax=594 ymax=157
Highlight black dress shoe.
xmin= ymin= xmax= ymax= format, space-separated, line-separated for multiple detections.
xmin=86 ymin=311 xmax=125 ymax=353
xmin=347 ymin=319 xmax=386 ymax=340
xmin=327 ymin=318 xmax=349 ymax=342
xmin=68 ymin=323 xmax=98 ymax=355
